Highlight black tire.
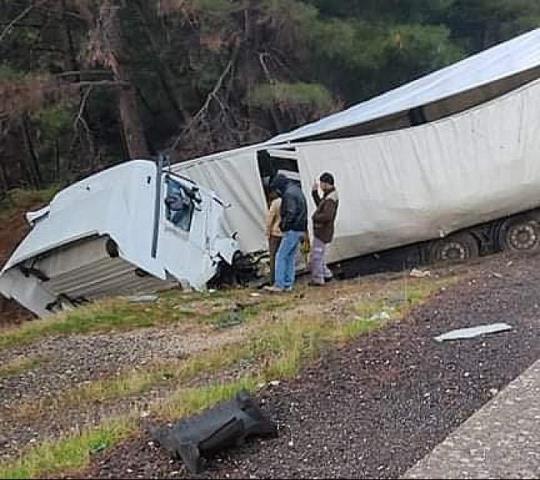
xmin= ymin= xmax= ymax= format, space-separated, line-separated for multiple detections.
xmin=429 ymin=232 xmax=480 ymax=263
xmin=497 ymin=215 xmax=540 ymax=253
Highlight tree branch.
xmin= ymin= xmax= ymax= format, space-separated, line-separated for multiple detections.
xmin=72 ymin=80 xmax=130 ymax=88
xmin=56 ymin=70 xmax=112 ymax=78
xmin=0 ymin=0 xmax=47 ymax=43
xmin=168 ymin=47 xmax=239 ymax=153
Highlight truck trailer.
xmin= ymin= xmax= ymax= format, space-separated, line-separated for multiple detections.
xmin=3 ymin=28 xmax=540 ymax=316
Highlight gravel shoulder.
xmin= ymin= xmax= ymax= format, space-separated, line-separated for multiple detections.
xmin=0 ymin=325 xmax=247 ymax=461
xmin=84 ymin=253 xmax=540 ymax=479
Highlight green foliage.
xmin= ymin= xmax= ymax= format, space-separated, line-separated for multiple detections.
xmin=248 ymin=82 xmax=334 ymax=111
xmin=0 ymin=65 xmax=25 ymax=81
xmin=31 ymin=103 xmax=74 ymax=140
xmin=1 ymin=0 xmax=538 ymax=187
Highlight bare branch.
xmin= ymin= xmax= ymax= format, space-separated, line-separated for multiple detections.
xmin=168 ymin=48 xmax=238 ymax=153
xmin=74 ymin=86 xmax=93 ymax=129
xmin=56 ymin=70 xmax=112 ymax=78
xmin=0 ymin=0 xmax=48 ymax=43
xmin=73 ymin=80 xmax=130 ymax=88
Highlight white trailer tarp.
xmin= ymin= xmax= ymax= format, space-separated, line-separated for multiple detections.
xmin=176 ymin=77 xmax=540 ymax=264
xmin=296 ymin=78 xmax=540 ymax=263
xmin=272 ymin=28 xmax=540 ymax=143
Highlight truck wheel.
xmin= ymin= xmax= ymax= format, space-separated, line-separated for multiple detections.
xmin=498 ymin=216 xmax=540 ymax=253
xmin=429 ymin=232 xmax=479 ymax=263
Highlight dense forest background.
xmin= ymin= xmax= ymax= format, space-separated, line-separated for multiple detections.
xmin=1 ymin=0 xmax=539 ymax=192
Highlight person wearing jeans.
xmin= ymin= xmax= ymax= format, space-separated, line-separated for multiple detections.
xmin=265 ymin=174 xmax=307 ymax=292
xmin=310 ymin=172 xmax=339 ymax=286
xmin=275 ymin=230 xmax=305 ymax=290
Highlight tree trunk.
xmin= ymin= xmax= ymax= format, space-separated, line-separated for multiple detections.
xmin=132 ymin=0 xmax=189 ymax=124
xmin=54 ymin=139 xmax=61 ymax=181
xmin=0 ymin=160 xmax=9 ymax=197
xmin=21 ymin=116 xmax=42 ymax=188
xmin=107 ymin=4 xmax=151 ymax=160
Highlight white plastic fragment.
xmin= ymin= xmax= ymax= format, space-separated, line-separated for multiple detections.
xmin=367 ymin=311 xmax=391 ymax=322
xmin=126 ymin=294 xmax=159 ymax=304
xmin=410 ymin=269 xmax=432 ymax=278
xmin=434 ymin=323 xmax=513 ymax=343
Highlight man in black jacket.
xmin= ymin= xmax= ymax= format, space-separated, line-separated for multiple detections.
xmin=265 ymin=174 xmax=307 ymax=292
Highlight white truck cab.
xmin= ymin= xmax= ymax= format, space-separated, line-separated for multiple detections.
xmin=0 ymin=160 xmax=238 ymax=317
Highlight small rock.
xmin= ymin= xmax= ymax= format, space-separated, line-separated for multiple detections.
xmin=269 ymin=380 xmax=280 ymax=387
xmin=490 ymin=388 xmax=499 ymax=396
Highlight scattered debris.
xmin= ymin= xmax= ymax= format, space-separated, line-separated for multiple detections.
xmin=410 ymin=269 xmax=432 ymax=278
xmin=214 ymin=311 xmax=246 ymax=329
xmin=269 ymin=380 xmax=281 ymax=387
xmin=250 ymin=293 xmax=262 ymax=298
xmin=434 ymin=323 xmax=513 ymax=343
xmin=367 ymin=311 xmax=392 ymax=322
xmin=491 ymin=272 xmax=504 ymax=279
xmin=126 ymin=294 xmax=159 ymax=304
xmin=151 ymin=391 xmax=277 ymax=474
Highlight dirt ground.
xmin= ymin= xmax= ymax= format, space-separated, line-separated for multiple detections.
xmin=0 ymin=204 xmax=35 ymax=328
xmin=83 ymin=252 xmax=540 ymax=479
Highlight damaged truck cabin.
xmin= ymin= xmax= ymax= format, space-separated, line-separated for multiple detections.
xmin=0 ymin=160 xmax=238 ymax=317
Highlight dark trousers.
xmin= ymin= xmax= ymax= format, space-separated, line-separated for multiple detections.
xmin=268 ymin=235 xmax=282 ymax=284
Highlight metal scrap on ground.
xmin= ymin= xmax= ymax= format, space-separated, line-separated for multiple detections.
xmin=434 ymin=323 xmax=513 ymax=343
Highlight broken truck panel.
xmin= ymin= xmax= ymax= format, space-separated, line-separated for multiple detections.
xmin=0 ymin=160 xmax=239 ymax=317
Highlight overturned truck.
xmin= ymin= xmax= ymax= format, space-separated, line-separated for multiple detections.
xmin=3 ymin=28 xmax=540 ymax=316
xmin=0 ymin=161 xmax=238 ymax=316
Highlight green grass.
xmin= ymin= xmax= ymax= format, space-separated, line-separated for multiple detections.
xmin=7 ymin=277 xmax=451 ymax=422
xmin=0 ymin=276 xmax=455 ymax=479
xmin=12 ymin=340 xmax=252 ymax=420
xmin=0 ymin=293 xmax=293 ymax=353
xmin=0 ymin=379 xmax=260 ymax=480
xmin=0 ymin=355 xmax=46 ymax=379
xmin=0 ymin=418 xmax=133 ymax=480
xmin=0 ymin=301 xmax=156 ymax=352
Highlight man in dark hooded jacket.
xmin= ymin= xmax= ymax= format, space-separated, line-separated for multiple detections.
xmin=264 ymin=174 xmax=307 ymax=292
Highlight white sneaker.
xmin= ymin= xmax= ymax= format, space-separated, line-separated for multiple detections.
xmin=263 ymin=285 xmax=286 ymax=293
